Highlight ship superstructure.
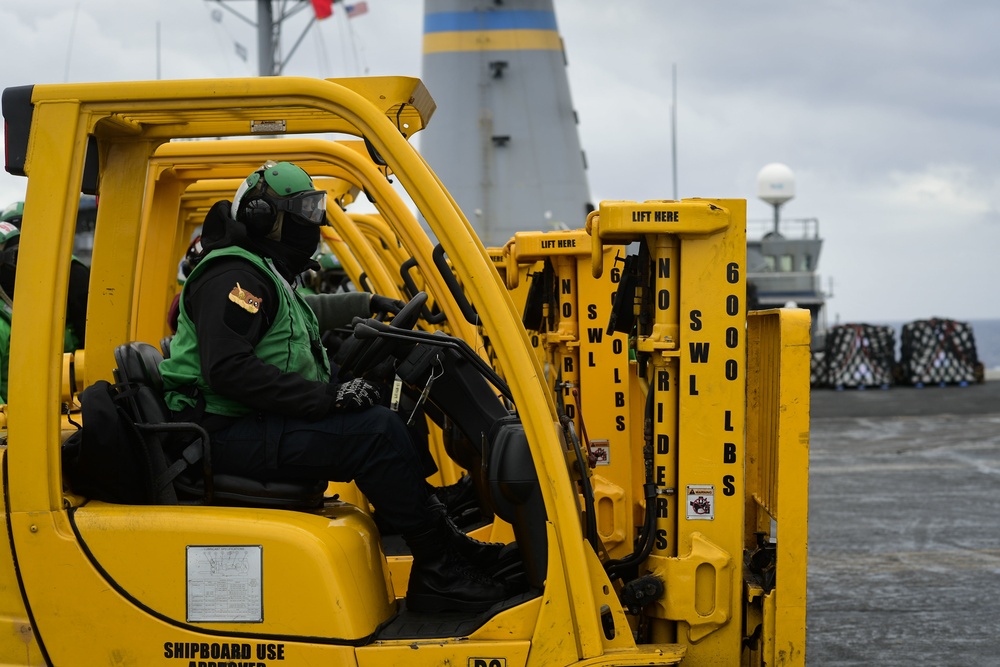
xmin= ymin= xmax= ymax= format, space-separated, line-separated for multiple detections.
xmin=746 ymin=218 xmax=826 ymax=327
xmin=748 ymin=163 xmax=828 ymax=347
xmin=419 ymin=0 xmax=593 ymax=246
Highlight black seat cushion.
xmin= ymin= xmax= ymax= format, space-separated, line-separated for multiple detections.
xmin=174 ymin=471 xmax=327 ymax=510
xmin=112 ymin=341 xmax=327 ymax=509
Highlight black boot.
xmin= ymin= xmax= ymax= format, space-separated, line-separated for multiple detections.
xmin=427 ymin=495 xmax=505 ymax=570
xmin=429 ymin=474 xmax=479 ymax=518
xmin=404 ymin=515 xmax=508 ymax=613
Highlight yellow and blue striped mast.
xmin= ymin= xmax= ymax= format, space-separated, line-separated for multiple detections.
xmin=420 ymin=0 xmax=593 ymax=246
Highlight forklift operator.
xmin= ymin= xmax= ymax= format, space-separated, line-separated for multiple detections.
xmin=159 ymin=161 xmax=507 ymax=613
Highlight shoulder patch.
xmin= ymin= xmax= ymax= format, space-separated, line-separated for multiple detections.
xmin=228 ymin=282 xmax=262 ymax=314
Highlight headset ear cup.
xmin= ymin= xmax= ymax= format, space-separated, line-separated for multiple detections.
xmin=0 ymin=246 xmax=17 ymax=297
xmin=241 ymin=197 xmax=277 ymax=236
xmin=1 ymin=245 xmax=17 ymax=272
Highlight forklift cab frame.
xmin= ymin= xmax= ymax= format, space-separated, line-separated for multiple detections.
xmin=2 ymin=76 xmax=618 ymax=665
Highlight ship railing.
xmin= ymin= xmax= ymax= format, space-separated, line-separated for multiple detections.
xmin=747 ymin=217 xmax=820 ymax=240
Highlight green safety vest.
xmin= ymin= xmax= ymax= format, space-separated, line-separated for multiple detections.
xmin=64 ymin=325 xmax=81 ymax=354
xmin=0 ymin=302 xmax=10 ymax=404
xmin=161 ymin=246 xmax=331 ymax=416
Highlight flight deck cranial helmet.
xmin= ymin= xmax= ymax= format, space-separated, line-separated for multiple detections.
xmin=0 ymin=202 xmax=24 ymax=228
xmin=231 ymin=161 xmax=327 ymax=238
xmin=0 ymin=222 xmax=19 ymax=253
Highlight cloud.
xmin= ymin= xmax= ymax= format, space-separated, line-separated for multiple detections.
xmin=882 ymin=165 xmax=998 ymax=227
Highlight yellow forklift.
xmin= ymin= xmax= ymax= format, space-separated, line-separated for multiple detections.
xmin=0 ymin=76 xmax=808 ymax=665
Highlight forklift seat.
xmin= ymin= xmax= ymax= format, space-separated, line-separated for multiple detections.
xmin=113 ymin=341 xmax=326 ymax=510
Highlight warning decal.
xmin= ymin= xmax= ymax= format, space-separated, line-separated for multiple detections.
xmin=686 ymin=485 xmax=715 ymax=521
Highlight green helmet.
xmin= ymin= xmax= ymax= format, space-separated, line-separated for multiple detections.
xmin=0 ymin=202 xmax=24 ymax=227
xmin=0 ymin=222 xmax=19 ymax=245
xmin=231 ymin=161 xmax=327 ymax=231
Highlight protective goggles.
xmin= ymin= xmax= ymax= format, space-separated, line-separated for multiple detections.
xmin=271 ymin=190 xmax=327 ymax=225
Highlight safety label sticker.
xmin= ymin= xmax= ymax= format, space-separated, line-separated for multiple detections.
xmin=686 ymin=485 xmax=715 ymax=520
xmin=187 ymin=545 xmax=263 ymax=623
xmin=590 ymin=439 xmax=610 ymax=466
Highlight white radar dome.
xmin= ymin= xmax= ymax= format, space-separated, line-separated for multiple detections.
xmin=756 ymin=163 xmax=796 ymax=206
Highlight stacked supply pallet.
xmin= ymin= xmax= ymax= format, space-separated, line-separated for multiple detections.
xmin=817 ymin=324 xmax=896 ymax=389
xmin=810 ymin=351 xmax=826 ymax=387
xmin=899 ymin=318 xmax=981 ymax=386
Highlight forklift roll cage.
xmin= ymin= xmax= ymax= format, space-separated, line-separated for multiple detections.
xmin=1 ymin=76 xmax=617 ymax=665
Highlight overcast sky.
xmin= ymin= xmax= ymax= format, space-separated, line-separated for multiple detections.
xmin=2 ymin=0 xmax=998 ymax=323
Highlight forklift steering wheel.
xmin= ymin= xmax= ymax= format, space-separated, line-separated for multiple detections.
xmin=339 ymin=291 xmax=427 ymax=378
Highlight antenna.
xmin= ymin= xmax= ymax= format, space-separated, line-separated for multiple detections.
xmin=756 ymin=163 xmax=795 ymax=234
xmin=209 ymin=0 xmax=324 ymax=76
xmin=156 ymin=21 xmax=162 ymax=79
xmin=671 ymin=63 xmax=678 ymax=200
xmin=64 ymin=2 xmax=83 ymax=83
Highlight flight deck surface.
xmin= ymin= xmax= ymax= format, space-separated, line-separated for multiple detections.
xmin=807 ymin=381 xmax=1000 ymax=665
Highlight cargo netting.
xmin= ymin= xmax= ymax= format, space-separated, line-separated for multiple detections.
xmin=898 ymin=318 xmax=981 ymax=386
xmin=814 ymin=323 xmax=896 ymax=389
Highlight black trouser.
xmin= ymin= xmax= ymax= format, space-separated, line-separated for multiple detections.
xmin=208 ymin=406 xmax=431 ymax=533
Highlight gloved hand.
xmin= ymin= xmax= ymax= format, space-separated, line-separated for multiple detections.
xmin=370 ymin=294 xmax=407 ymax=317
xmin=330 ymin=378 xmax=383 ymax=412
